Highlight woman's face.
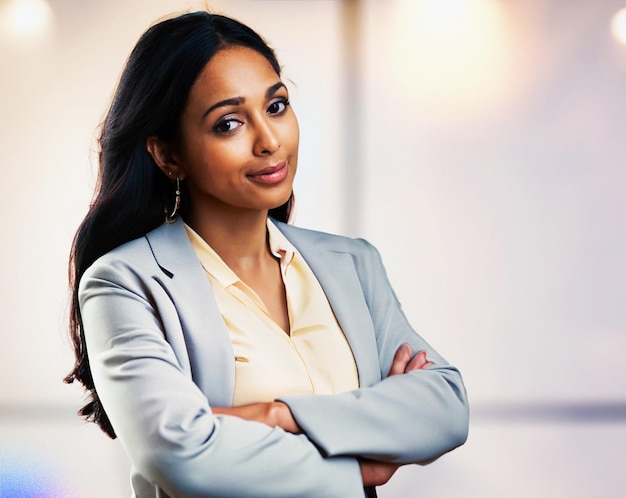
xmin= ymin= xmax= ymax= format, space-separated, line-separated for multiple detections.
xmin=174 ymin=45 xmax=299 ymax=218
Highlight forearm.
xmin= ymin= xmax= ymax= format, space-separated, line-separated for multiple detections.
xmin=218 ymin=346 xmax=467 ymax=465
xmin=278 ymin=365 xmax=469 ymax=464
xmin=220 ymin=346 xmax=466 ymax=468
xmin=212 ymin=398 xmax=406 ymax=488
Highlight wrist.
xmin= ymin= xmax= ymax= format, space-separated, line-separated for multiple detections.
xmin=267 ymin=401 xmax=284 ymax=426
xmin=271 ymin=401 xmax=300 ymax=433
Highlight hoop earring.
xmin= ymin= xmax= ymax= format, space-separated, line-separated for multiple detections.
xmin=165 ymin=177 xmax=181 ymax=224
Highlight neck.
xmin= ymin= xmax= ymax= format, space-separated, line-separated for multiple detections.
xmin=185 ymin=206 xmax=272 ymax=267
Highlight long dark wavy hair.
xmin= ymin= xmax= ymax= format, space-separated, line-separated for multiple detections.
xmin=64 ymin=11 xmax=292 ymax=438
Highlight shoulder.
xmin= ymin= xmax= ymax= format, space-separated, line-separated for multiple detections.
xmin=80 ymin=222 xmax=177 ymax=286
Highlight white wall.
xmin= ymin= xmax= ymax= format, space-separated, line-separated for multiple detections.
xmin=1 ymin=0 xmax=624 ymax=496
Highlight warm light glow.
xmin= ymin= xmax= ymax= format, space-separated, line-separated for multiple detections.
xmin=0 ymin=0 xmax=54 ymax=42
xmin=386 ymin=0 xmax=517 ymax=122
xmin=611 ymin=7 xmax=626 ymax=45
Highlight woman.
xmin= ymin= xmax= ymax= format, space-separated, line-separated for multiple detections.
xmin=65 ymin=11 xmax=468 ymax=498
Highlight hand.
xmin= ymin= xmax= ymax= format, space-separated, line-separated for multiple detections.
xmin=387 ymin=344 xmax=433 ymax=377
xmin=359 ymin=458 xmax=401 ymax=487
xmin=211 ymin=401 xmax=301 ymax=434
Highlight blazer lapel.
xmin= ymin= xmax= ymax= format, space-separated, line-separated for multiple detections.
xmin=145 ymin=218 xmax=236 ymax=406
xmin=277 ymin=223 xmax=382 ymax=387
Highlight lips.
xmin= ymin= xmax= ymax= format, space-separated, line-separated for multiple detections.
xmin=247 ymin=161 xmax=288 ymax=184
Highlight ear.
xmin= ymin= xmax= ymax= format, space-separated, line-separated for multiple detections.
xmin=146 ymin=136 xmax=187 ymax=179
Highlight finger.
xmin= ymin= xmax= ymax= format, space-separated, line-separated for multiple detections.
xmin=407 ymin=350 xmax=427 ymax=371
xmin=359 ymin=459 xmax=401 ymax=487
xmin=405 ymin=350 xmax=433 ymax=372
xmin=387 ymin=343 xmax=412 ymax=376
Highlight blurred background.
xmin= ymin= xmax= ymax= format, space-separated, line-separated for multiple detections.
xmin=1 ymin=0 xmax=625 ymax=496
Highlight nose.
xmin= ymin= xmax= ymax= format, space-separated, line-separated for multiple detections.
xmin=252 ymin=117 xmax=280 ymax=156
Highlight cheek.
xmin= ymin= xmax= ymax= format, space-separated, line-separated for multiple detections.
xmin=186 ymin=141 xmax=241 ymax=177
xmin=284 ymin=116 xmax=300 ymax=150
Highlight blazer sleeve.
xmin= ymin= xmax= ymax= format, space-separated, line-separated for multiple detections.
xmin=278 ymin=238 xmax=469 ymax=464
xmin=79 ymin=257 xmax=364 ymax=498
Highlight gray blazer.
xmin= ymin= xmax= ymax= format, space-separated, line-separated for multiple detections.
xmin=80 ymin=218 xmax=468 ymax=498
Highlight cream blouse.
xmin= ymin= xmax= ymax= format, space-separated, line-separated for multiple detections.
xmin=185 ymin=220 xmax=359 ymax=406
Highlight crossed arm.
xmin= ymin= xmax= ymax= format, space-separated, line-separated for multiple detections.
xmin=81 ymin=237 xmax=467 ymax=496
xmin=212 ymin=344 xmax=433 ymax=487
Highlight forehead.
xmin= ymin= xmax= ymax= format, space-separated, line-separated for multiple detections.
xmin=189 ymin=46 xmax=280 ymax=103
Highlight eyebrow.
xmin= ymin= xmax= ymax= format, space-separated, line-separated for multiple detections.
xmin=201 ymin=81 xmax=287 ymax=121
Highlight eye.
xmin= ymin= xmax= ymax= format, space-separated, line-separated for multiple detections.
xmin=213 ymin=118 xmax=242 ymax=135
xmin=267 ymin=97 xmax=289 ymax=116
